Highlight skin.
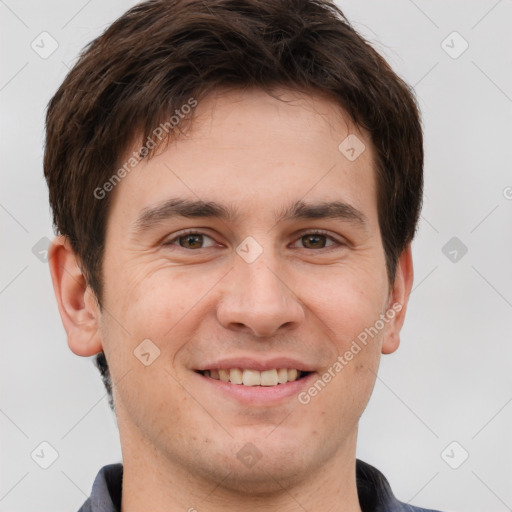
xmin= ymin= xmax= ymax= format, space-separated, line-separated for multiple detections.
xmin=49 ymin=87 xmax=413 ymax=512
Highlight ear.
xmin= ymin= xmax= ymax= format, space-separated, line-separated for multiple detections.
xmin=381 ymin=244 xmax=414 ymax=355
xmin=48 ymin=235 xmax=103 ymax=357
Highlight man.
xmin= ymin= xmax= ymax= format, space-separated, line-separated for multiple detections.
xmin=44 ymin=0 xmax=441 ymax=510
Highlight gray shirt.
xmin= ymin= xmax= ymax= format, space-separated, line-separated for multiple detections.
xmin=77 ymin=459 xmax=443 ymax=512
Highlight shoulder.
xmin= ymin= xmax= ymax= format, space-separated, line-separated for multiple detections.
xmin=391 ymin=504 xmax=445 ymax=512
xmin=393 ymin=505 xmax=445 ymax=512
xmin=76 ymin=463 xmax=123 ymax=512
xmin=356 ymin=459 xmax=446 ymax=512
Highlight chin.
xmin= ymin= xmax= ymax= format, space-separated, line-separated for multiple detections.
xmin=212 ymin=453 xmax=310 ymax=496
xmin=222 ymin=434 xmax=317 ymax=493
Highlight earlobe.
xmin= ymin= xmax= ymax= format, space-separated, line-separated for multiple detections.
xmin=48 ymin=235 xmax=103 ymax=357
xmin=381 ymin=244 xmax=414 ymax=355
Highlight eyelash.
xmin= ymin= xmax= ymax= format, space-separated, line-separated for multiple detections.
xmin=163 ymin=229 xmax=345 ymax=251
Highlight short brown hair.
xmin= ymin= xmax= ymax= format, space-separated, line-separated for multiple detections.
xmin=44 ymin=0 xmax=423 ymax=409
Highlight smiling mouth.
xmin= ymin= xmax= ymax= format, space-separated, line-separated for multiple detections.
xmin=195 ymin=368 xmax=311 ymax=386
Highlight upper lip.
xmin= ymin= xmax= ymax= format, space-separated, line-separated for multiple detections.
xmin=195 ymin=356 xmax=316 ymax=372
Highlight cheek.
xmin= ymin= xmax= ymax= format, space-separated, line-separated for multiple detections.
xmin=297 ymin=262 xmax=388 ymax=340
xmin=100 ymin=263 xmax=221 ymax=371
xmin=293 ymin=264 xmax=386 ymax=410
xmin=105 ymin=260 xmax=186 ymax=327
xmin=99 ymin=267 xmax=196 ymax=423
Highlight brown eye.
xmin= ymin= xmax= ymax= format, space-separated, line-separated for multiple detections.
xmin=291 ymin=231 xmax=340 ymax=250
xmin=164 ymin=231 xmax=217 ymax=249
xmin=301 ymin=233 xmax=328 ymax=249
xmin=178 ymin=233 xmax=204 ymax=249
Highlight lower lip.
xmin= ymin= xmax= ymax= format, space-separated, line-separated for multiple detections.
xmin=195 ymin=371 xmax=317 ymax=405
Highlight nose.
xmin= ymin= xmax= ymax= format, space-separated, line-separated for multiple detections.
xmin=216 ymin=251 xmax=305 ymax=338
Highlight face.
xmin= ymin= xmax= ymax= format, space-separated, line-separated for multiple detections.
xmin=67 ymin=88 xmax=410 ymax=492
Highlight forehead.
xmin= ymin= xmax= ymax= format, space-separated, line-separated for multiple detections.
xmin=180 ymin=86 xmax=363 ymax=157
xmin=108 ymin=87 xmax=378 ymax=231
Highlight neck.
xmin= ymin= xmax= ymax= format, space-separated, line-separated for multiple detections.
xmin=119 ymin=427 xmax=362 ymax=512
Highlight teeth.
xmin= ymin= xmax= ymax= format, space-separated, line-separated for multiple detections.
xmin=260 ymin=369 xmax=278 ymax=386
xmin=218 ymin=369 xmax=230 ymax=382
xmin=242 ymin=369 xmax=261 ymax=386
xmin=229 ymin=368 xmax=243 ymax=385
xmin=277 ymin=368 xmax=288 ymax=384
xmin=287 ymin=369 xmax=298 ymax=381
xmin=201 ymin=368 xmax=304 ymax=386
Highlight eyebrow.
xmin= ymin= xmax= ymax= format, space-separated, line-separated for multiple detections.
xmin=132 ymin=197 xmax=369 ymax=233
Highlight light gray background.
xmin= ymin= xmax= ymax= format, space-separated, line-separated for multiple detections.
xmin=1 ymin=1 xmax=511 ymax=511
